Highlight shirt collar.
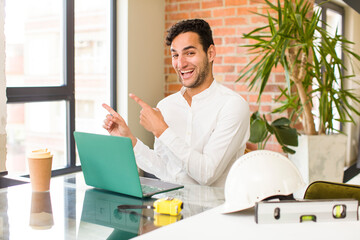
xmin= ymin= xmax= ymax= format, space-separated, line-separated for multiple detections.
xmin=180 ymin=80 xmax=217 ymax=99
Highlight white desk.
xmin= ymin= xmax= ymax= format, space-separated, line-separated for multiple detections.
xmin=0 ymin=172 xmax=225 ymax=239
xmin=2 ymin=172 xmax=359 ymax=240
xmin=135 ymin=204 xmax=360 ymax=240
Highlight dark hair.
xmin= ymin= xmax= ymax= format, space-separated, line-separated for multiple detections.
xmin=166 ymin=19 xmax=214 ymax=53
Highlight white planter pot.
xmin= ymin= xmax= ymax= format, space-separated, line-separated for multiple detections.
xmin=289 ymin=134 xmax=347 ymax=185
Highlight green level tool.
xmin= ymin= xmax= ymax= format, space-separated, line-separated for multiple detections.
xmin=255 ymin=199 xmax=359 ymax=224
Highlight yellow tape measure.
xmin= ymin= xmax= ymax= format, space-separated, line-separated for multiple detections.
xmin=117 ymin=197 xmax=183 ymax=216
xmin=153 ymin=197 xmax=183 ymax=216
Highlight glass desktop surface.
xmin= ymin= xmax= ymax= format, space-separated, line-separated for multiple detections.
xmin=0 ymin=173 xmax=224 ymax=240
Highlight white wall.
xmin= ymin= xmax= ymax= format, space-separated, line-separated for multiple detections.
xmin=117 ymin=0 xmax=165 ymax=147
xmin=0 ymin=0 xmax=6 ymax=172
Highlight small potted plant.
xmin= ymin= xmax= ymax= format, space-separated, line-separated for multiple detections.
xmin=249 ymin=111 xmax=298 ymax=154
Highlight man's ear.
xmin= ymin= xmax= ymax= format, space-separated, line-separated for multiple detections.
xmin=207 ymin=44 xmax=216 ymax=63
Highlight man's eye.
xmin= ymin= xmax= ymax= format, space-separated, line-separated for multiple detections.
xmin=187 ymin=52 xmax=194 ymax=56
xmin=172 ymin=54 xmax=178 ymax=58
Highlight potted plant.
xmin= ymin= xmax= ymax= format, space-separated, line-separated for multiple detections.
xmin=238 ymin=0 xmax=360 ymax=184
xmin=249 ymin=111 xmax=298 ymax=154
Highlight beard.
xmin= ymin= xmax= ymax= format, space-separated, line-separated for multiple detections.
xmin=178 ymin=58 xmax=210 ymax=89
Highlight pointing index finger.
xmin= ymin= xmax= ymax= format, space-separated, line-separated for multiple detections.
xmin=129 ymin=93 xmax=151 ymax=109
xmin=102 ymin=103 xmax=120 ymax=117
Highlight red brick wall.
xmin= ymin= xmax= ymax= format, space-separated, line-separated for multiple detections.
xmin=164 ymin=0 xmax=287 ymax=152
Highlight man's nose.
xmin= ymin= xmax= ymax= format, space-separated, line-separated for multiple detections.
xmin=177 ymin=55 xmax=187 ymax=69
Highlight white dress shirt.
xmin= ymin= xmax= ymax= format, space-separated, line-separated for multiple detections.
xmin=133 ymin=80 xmax=250 ymax=187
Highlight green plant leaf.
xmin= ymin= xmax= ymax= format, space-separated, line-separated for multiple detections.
xmin=249 ymin=118 xmax=268 ymax=143
xmin=248 ymin=111 xmax=299 ymax=154
xmin=282 ymin=146 xmax=296 ymax=154
xmin=271 ymin=117 xmax=291 ymax=126
xmin=272 ymin=127 xmax=298 ymax=147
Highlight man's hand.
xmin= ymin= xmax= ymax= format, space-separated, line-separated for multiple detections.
xmin=102 ymin=103 xmax=137 ymax=147
xmin=129 ymin=93 xmax=168 ymax=138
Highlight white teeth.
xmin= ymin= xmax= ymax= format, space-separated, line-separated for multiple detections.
xmin=181 ymin=70 xmax=193 ymax=73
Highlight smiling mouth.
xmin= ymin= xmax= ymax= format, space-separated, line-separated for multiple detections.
xmin=180 ymin=69 xmax=194 ymax=79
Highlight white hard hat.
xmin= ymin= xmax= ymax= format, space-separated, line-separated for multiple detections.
xmin=222 ymin=150 xmax=305 ymax=213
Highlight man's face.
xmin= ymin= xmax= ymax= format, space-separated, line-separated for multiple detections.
xmin=170 ymin=32 xmax=213 ymax=89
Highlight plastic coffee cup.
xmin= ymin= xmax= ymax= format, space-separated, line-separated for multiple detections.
xmin=29 ymin=191 xmax=54 ymax=230
xmin=28 ymin=149 xmax=53 ymax=192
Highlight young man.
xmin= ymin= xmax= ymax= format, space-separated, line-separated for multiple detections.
xmin=103 ymin=19 xmax=249 ymax=187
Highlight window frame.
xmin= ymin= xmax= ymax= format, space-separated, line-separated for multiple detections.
xmin=5 ymin=0 xmax=117 ymax=176
xmin=316 ymin=0 xmax=345 ymax=68
xmin=314 ymin=0 xmax=345 ymax=133
xmin=314 ymin=1 xmax=360 ymax=182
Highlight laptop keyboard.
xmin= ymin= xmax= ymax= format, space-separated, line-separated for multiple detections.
xmin=141 ymin=184 xmax=165 ymax=194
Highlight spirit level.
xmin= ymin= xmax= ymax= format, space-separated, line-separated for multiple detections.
xmin=255 ymin=199 xmax=359 ymax=224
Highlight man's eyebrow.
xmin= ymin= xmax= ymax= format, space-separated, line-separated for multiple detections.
xmin=171 ymin=45 xmax=197 ymax=52
xmin=183 ymin=45 xmax=197 ymax=51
